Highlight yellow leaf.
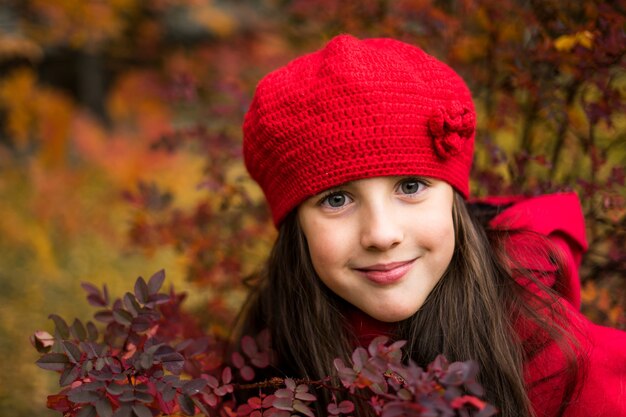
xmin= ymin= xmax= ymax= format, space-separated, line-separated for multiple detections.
xmin=192 ymin=4 xmax=236 ymax=38
xmin=609 ymin=306 xmax=624 ymax=325
xmin=554 ymin=31 xmax=594 ymax=52
xmin=580 ymin=281 xmax=597 ymax=303
xmin=0 ymin=69 xmax=38 ymax=148
xmin=36 ymin=90 xmax=74 ymax=167
xmin=554 ymin=34 xmax=577 ymax=52
xmin=577 ymin=30 xmax=594 ymax=49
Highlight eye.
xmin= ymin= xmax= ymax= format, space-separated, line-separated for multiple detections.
xmin=320 ymin=192 xmax=352 ymax=208
xmin=398 ymin=178 xmax=427 ymax=196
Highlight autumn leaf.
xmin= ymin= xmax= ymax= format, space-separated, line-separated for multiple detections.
xmin=554 ymin=31 xmax=594 ymax=52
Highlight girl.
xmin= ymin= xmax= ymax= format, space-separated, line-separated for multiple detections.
xmin=237 ymin=34 xmax=626 ymax=417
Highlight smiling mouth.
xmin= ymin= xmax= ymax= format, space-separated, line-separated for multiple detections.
xmin=354 ymin=259 xmax=416 ymax=284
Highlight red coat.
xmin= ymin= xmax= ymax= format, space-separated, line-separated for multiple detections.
xmin=482 ymin=192 xmax=626 ymax=417
xmin=347 ymin=193 xmax=626 ymax=416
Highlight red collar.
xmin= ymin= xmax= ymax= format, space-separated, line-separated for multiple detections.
xmin=342 ymin=305 xmax=396 ymax=346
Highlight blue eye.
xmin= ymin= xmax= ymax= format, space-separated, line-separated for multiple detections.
xmin=321 ymin=192 xmax=350 ymax=208
xmin=398 ymin=178 xmax=428 ymax=195
xmin=399 ymin=179 xmax=424 ymax=195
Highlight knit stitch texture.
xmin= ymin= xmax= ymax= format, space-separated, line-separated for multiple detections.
xmin=243 ymin=34 xmax=476 ymax=225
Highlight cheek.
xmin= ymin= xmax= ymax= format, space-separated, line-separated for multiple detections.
xmin=308 ymin=239 xmax=332 ymax=270
xmin=415 ymin=209 xmax=456 ymax=264
xmin=303 ymin=221 xmax=350 ymax=272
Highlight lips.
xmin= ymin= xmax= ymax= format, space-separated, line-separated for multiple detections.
xmin=354 ymin=259 xmax=416 ymax=285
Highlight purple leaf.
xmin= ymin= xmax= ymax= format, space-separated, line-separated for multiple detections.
xmin=71 ymin=319 xmax=87 ymax=341
xmin=48 ymin=314 xmax=70 ymax=339
xmin=86 ymin=321 xmax=98 ymax=342
xmin=147 ymin=269 xmax=166 ymax=295
xmin=105 ymin=383 xmax=125 ymax=395
xmin=95 ymin=398 xmax=113 ymax=417
xmin=182 ymin=378 xmax=207 ymax=395
xmin=76 ymin=405 xmax=97 ymax=417
xmin=134 ymin=391 xmax=154 ymax=403
xmin=193 ymin=397 xmax=211 ymax=417
xmin=132 ymin=404 xmax=153 ymax=417
xmin=134 ymin=277 xmax=149 ymax=304
xmin=351 ymin=347 xmax=368 ymax=371
xmin=178 ymin=394 xmax=196 ymax=416
xmin=112 ymin=309 xmax=133 ymax=326
xmin=36 ymin=353 xmax=69 ymax=371
xmin=112 ymin=405 xmax=132 ymax=417
xmin=62 ymin=341 xmax=82 ymax=363
xmin=89 ymin=369 xmax=113 ymax=381
xmin=59 ymin=364 xmax=81 ymax=387
xmin=368 ymin=336 xmax=389 ymax=357
xmin=68 ymin=388 xmax=101 ymax=403
xmin=87 ymin=294 xmax=108 ymax=308
xmin=122 ymin=293 xmax=140 ymax=317
xmin=93 ymin=310 xmax=114 ymax=323
xmin=81 ymin=282 xmax=101 ymax=297
xmin=467 ymin=379 xmax=484 ymax=396
xmin=161 ymin=386 xmax=176 ymax=403
xmin=118 ymin=390 xmax=135 ymax=402
xmin=102 ymin=284 xmax=110 ymax=305
xmin=158 ymin=352 xmax=185 ymax=374
xmin=82 ymin=282 xmax=108 ymax=307
xmin=130 ymin=316 xmax=153 ymax=332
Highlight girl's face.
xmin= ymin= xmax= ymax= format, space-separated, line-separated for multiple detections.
xmin=297 ymin=176 xmax=455 ymax=323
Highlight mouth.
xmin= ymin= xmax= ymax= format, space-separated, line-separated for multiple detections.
xmin=354 ymin=259 xmax=416 ymax=285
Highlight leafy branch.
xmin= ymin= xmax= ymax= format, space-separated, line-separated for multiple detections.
xmin=32 ymin=271 xmax=496 ymax=417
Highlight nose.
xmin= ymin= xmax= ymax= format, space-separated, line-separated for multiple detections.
xmin=359 ymin=202 xmax=404 ymax=251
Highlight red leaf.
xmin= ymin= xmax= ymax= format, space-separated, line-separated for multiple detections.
xmin=46 ymin=393 xmax=72 ymax=413
xmin=231 ymin=352 xmax=245 ymax=368
xmin=338 ymin=400 xmax=355 ymax=413
xmin=222 ymin=366 xmax=232 ymax=384
xmin=240 ymin=366 xmax=255 ymax=381
xmin=247 ymin=396 xmax=262 ymax=409
xmin=450 ymin=395 xmax=486 ymax=410
xmin=241 ymin=335 xmax=258 ymax=358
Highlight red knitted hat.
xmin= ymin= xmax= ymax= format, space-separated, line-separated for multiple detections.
xmin=243 ymin=34 xmax=475 ymax=225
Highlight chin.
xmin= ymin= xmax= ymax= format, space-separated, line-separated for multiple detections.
xmin=368 ymin=306 xmax=418 ymax=323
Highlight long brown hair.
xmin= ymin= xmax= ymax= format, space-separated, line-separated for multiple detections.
xmin=236 ymin=192 xmax=583 ymax=417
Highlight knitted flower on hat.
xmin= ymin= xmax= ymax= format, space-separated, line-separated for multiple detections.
xmin=243 ymin=34 xmax=476 ymax=225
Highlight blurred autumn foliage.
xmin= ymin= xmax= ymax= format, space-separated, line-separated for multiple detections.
xmin=1 ymin=0 xmax=624 ymax=416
